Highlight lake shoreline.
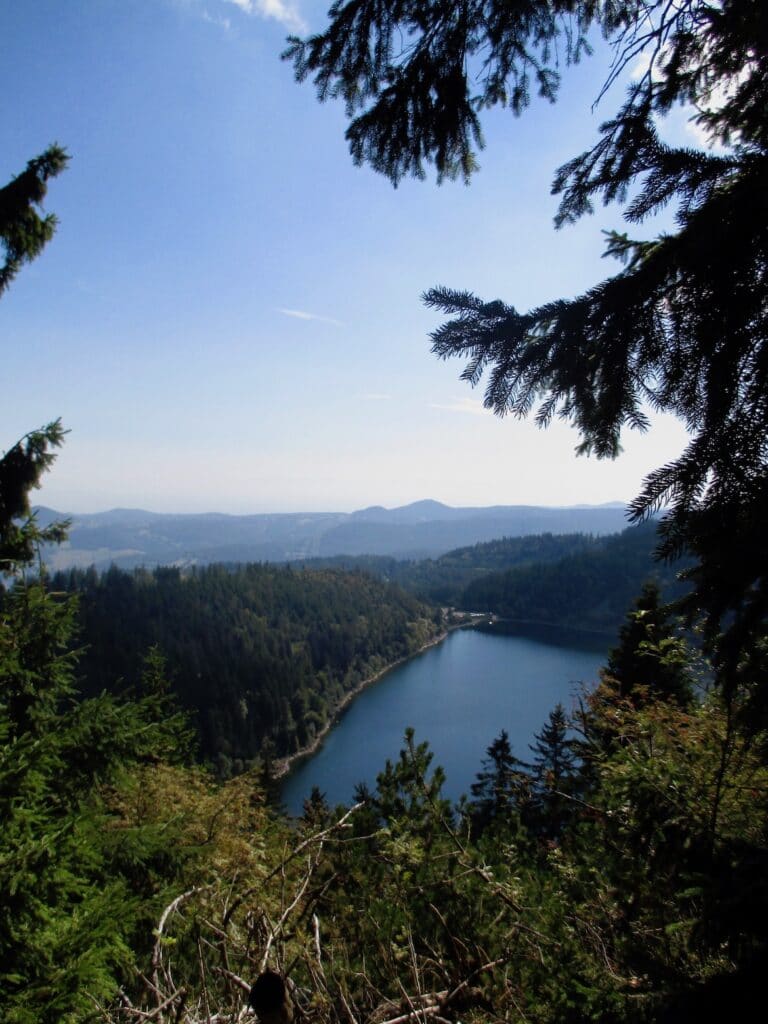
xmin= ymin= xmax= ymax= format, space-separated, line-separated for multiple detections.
xmin=279 ymin=621 xmax=610 ymax=816
xmin=273 ymin=615 xmax=609 ymax=785
xmin=273 ymin=623 xmax=473 ymax=782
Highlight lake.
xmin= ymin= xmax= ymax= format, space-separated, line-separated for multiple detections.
xmin=280 ymin=623 xmax=610 ymax=815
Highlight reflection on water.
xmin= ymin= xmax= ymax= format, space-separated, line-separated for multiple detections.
xmin=476 ymin=619 xmax=613 ymax=650
xmin=280 ymin=625 xmax=609 ymax=816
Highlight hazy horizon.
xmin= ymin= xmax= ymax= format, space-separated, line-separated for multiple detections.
xmin=35 ymin=496 xmax=631 ymax=518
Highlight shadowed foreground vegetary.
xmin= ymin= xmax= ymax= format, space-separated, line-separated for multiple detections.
xmin=91 ymin=690 xmax=768 ymax=1024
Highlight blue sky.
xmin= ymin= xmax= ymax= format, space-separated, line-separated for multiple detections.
xmin=2 ymin=0 xmax=692 ymax=513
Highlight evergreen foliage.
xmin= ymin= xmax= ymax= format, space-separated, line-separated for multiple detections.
xmin=0 ymin=579 xmax=195 ymax=1022
xmin=469 ymin=728 xmax=529 ymax=835
xmin=306 ymin=529 xmax=602 ymax=605
xmin=97 ymin=678 xmax=767 ymax=1024
xmin=286 ymin=0 xmax=768 ymax=687
xmin=605 ymin=580 xmax=695 ymax=706
xmin=54 ymin=562 xmax=440 ymax=770
xmin=527 ymin=702 xmax=578 ymax=839
xmin=0 ymin=436 xmax=196 ymax=1020
xmin=0 ymin=146 xmax=69 ymax=574
xmin=0 ymin=422 xmax=69 ymax=573
xmin=0 ymin=145 xmax=68 ymax=298
xmin=463 ymin=519 xmax=681 ymax=629
xmin=306 ymin=521 xmax=683 ymax=629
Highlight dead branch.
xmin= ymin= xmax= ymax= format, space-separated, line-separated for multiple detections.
xmin=223 ymin=803 xmax=364 ymax=930
xmin=152 ymin=888 xmax=204 ymax=1006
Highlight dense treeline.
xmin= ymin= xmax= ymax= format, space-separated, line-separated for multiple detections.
xmin=51 ymin=563 xmax=440 ymax=773
xmin=306 ymin=521 xmax=684 ymax=631
xmin=462 ymin=520 xmax=687 ymax=631
xmin=43 ymin=522 xmax=676 ymax=779
xmin=303 ymin=530 xmax=601 ymax=605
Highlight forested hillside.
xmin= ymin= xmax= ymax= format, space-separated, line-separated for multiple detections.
xmin=461 ymin=520 xmax=688 ymax=631
xmin=304 ymin=530 xmax=601 ymax=605
xmin=36 ymin=501 xmax=628 ymax=570
xmin=306 ymin=521 xmax=684 ymax=630
xmin=42 ymin=520 xmax=684 ymax=782
xmin=53 ymin=563 xmax=440 ymax=774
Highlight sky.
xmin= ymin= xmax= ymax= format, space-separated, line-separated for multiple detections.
xmin=2 ymin=0 xmax=695 ymax=514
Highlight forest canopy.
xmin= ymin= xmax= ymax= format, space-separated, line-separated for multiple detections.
xmin=53 ymin=562 xmax=440 ymax=772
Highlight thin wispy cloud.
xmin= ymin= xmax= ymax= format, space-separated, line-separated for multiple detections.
xmin=277 ymin=307 xmax=344 ymax=326
xmin=202 ymin=10 xmax=232 ymax=30
xmin=431 ymin=397 xmax=493 ymax=417
xmin=223 ymin=0 xmax=307 ymax=33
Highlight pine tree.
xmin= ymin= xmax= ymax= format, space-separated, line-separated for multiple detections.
xmin=0 ymin=145 xmax=68 ymax=298
xmin=470 ymin=728 xmax=529 ymax=835
xmin=302 ymin=785 xmax=331 ymax=826
xmin=605 ymin=581 xmax=695 ymax=707
xmin=527 ymin=703 xmax=578 ymax=840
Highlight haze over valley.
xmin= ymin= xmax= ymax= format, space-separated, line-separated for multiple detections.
xmin=38 ymin=498 xmax=629 ymax=569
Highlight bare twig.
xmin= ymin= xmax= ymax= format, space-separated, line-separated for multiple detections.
xmin=259 ymin=855 xmax=316 ymax=972
xmin=152 ymin=887 xmax=204 ymax=1006
xmin=339 ymin=989 xmax=360 ymax=1024
xmin=312 ymin=913 xmax=325 ymax=975
xmin=211 ymin=966 xmax=252 ymax=995
xmin=223 ymin=803 xmax=363 ymax=930
xmin=372 ymin=1005 xmax=446 ymax=1024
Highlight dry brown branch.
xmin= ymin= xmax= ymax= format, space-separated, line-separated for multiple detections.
xmin=115 ymin=988 xmax=188 ymax=1021
xmin=211 ymin=967 xmax=252 ymax=995
xmin=339 ymin=989 xmax=360 ymax=1024
xmin=223 ymin=803 xmax=364 ymax=930
xmin=312 ymin=913 xmax=324 ymax=974
xmin=259 ymin=854 xmax=315 ymax=972
xmin=152 ymin=888 xmax=204 ymax=1006
xmin=371 ymin=1005 xmax=446 ymax=1024
xmin=197 ymin=938 xmax=212 ymax=1024
xmin=443 ymin=957 xmax=506 ymax=1007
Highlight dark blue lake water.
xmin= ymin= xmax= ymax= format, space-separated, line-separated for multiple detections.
xmin=280 ymin=623 xmax=610 ymax=815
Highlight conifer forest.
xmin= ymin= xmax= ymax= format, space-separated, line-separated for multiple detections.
xmin=2 ymin=2 xmax=767 ymax=1022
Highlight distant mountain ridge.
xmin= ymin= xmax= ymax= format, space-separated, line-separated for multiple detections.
xmin=35 ymin=500 xmax=630 ymax=571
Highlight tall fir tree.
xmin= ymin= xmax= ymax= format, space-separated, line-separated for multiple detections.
xmin=470 ymin=728 xmax=529 ymax=836
xmin=605 ymin=581 xmax=695 ymax=707
xmin=527 ymin=702 xmax=578 ymax=840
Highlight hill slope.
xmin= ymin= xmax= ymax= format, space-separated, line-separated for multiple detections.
xmin=37 ymin=500 xmax=628 ymax=569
